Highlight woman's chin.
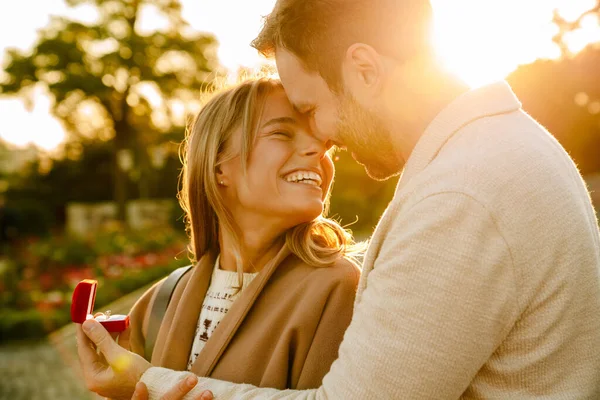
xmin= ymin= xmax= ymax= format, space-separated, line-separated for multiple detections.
xmin=281 ymin=203 xmax=323 ymax=226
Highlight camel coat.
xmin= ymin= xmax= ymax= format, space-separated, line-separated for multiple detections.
xmin=124 ymin=246 xmax=360 ymax=390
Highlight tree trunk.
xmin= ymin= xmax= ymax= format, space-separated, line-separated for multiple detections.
xmin=137 ymin=145 xmax=151 ymax=199
xmin=113 ymin=122 xmax=129 ymax=224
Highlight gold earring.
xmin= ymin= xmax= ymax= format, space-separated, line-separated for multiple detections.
xmin=220 ymin=180 xmax=224 ymax=186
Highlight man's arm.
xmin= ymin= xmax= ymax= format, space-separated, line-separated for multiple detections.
xmin=140 ymin=368 xmax=320 ymax=399
xmin=142 ymin=192 xmax=519 ymax=399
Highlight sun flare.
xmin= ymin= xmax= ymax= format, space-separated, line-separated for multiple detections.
xmin=1 ymin=0 xmax=599 ymax=151
xmin=431 ymin=0 xmax=599 ymax=87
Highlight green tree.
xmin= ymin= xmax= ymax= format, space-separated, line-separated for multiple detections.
xmin=0 ymin=0 xmax=218 ymax=222
xmin=328 ymin=152 xmax=398 ymax=238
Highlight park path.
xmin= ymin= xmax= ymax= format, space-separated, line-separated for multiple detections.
xmin=0 ymin=283 xmax=152 ymax=400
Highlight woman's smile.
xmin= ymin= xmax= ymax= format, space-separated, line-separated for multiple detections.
xmin=219 ymin=86 xmax=334 ymax=230
xmin=281 ymin=168 xmax=324 ymax=192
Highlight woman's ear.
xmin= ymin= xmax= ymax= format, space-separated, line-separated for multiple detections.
xmin=215 ymin=165 xmax=227 ymax=187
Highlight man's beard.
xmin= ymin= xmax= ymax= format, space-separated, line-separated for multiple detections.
xmin=336 ymin=95 xmax=403 ymax=180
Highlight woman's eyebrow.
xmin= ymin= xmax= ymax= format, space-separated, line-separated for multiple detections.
xmin=261 ymin=116 xmax=296 ymax=128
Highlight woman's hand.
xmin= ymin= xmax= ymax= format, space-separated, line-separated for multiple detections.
xmin=131 ymin=379 xmax=214 ymax=400
xmin=76 ymin=319 xmax=152 ymax=400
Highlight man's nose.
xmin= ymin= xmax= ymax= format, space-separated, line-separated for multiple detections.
xmin=308 ymin=115 xmax=331 ymax=144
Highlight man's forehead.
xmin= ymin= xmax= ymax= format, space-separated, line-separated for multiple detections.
xmin=275 ymin=48 xmax=305 ymax=75
xmin=275 ymin=52 xmax=310 ymax=106
xmin=275 ymin=48 xmax=327 ymax=110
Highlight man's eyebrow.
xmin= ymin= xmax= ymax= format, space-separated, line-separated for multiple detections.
xmin=261 ymin=116 xmax=296 ymax=128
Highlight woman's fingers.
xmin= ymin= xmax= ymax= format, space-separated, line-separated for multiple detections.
xmin=92 ymin=312 xmax=119 ymax=341
xmin=118 ymin=324 xmax=132 ymax=350
xmin=76 ymin=324 xmax=99 ymax=368
xmin=132 ymin=381 xmax=149 ymax=400
xmin=77 ymin=323 xmax=111 ymax=392
xmin=82 ymin=319 xmax=124 ymax=365
xmin=159 ymin=374 xmax=198 ymax=400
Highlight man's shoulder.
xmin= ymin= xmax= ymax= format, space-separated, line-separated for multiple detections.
xmin=404 ymin=110 xmax=584 ymax=210
xmin=385 ymin=108 xmax=599 ymax=268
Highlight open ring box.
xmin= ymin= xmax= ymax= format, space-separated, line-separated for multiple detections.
xmin=71 ymin=279 xmax=130 ymax=332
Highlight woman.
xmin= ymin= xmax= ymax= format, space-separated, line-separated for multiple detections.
xmin=116 ymin=78 xmax=361 ymax=393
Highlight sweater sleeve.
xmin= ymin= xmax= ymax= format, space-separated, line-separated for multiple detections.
xmin=142 ymin=192 xmax=519 ymax=399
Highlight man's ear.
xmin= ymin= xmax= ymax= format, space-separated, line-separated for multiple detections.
xmin=342 ymin=43 xmax=385 ymax=98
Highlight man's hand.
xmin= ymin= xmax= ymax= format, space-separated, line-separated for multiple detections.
xmin=76 ymin=319 xmax=152 ymax=400
xmin=131 ymin=378 xmax=214 ymax=400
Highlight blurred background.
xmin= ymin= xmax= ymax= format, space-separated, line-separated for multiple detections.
xmin=0 ymin=0 xmax=599 ymax=398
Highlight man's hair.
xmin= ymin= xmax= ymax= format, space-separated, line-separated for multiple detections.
xmin=251 ymin=0 xmax=433 ymax=91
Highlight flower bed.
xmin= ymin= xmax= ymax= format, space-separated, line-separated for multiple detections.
xmin=0 ymin=226 xmax=190 ymax=342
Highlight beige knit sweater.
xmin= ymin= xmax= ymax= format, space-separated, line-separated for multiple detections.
xmin=141 ymin=82 xmax=600 ymax=399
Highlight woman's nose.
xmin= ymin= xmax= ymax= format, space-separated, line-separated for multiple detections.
xmin=300 ymin=137 xmax=327 ymax=158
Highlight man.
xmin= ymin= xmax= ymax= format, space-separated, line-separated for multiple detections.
xmin=80 ymin=0 xmax=600 ymax=398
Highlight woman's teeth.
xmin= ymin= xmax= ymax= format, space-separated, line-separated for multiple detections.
xmin=284 ymin=171 xmax=322 ymax=187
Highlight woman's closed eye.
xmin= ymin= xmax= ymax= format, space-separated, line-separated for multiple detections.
xmin=271 ymin=130 xmax=293 ymax=139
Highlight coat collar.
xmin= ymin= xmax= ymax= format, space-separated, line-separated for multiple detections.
xmin=156 ymin=244 xmax=292 ymax=375
xmin=191 ymin=244 xmax=291 ymax=376
xmin=156 ymin=251 xmax=217 ymax=370
xmin=357 ymin=81 xmax=522 ymax=302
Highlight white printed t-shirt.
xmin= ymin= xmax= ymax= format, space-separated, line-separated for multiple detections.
xmin=187 ymin=256 xmax=258 ymax=370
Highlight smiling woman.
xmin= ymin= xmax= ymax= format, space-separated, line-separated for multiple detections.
xmin=79 ymin=78 xmax=366 ymax=398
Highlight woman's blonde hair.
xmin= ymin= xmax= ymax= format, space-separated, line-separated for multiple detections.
xmin=178 ymin=78 xmax=362 ymax=279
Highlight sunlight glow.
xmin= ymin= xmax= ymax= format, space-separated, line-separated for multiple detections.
xmin=180 ymin=0 xmax=277 ymax=72
xmin=557 ymin=0 xmax=598 ymax=22
xmin=136 ymin=4 xmax=172 ymax=36
xmin=1 ymin=0 xmax=599 ymax=151
xmin=564 ymin=14 xmax=600 ymax=53
xmin=135 ymin=82 xmax=164 ymax=109
xmin=0 ymin=87 xmax=65 ymax=151
xmin=431 ymin=0 xmax=599 ymax=88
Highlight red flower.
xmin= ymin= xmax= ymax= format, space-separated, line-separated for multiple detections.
xmin=63 ymin=267 xmax=95 ymax=287
xmin=35 ymin=300 xmax=55 ymax=313
xmin=39 ymin=273 xmax=54 ymax=291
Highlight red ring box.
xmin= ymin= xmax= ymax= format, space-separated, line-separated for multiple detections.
xmin=71 ymin=279 xmax=130 ymax=332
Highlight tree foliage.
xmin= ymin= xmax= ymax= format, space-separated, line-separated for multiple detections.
xmin=1 ymin=1 xmax=599 ymax=239
xmin=0 ymin=0 xmax=219 ymax=221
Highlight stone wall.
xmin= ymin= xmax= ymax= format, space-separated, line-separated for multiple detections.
xmin=66 ymin=199 xmax=175 ymax=235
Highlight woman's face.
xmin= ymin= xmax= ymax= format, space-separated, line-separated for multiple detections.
xmin=219 ymin=87 xmax=334 ymax=231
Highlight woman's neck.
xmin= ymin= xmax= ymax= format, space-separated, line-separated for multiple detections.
xmin=218 ymin=223 xmax=285 ymax=273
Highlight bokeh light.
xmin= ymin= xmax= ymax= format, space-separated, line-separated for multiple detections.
xmin=1 ymin=0 xmax=599 ymax=150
